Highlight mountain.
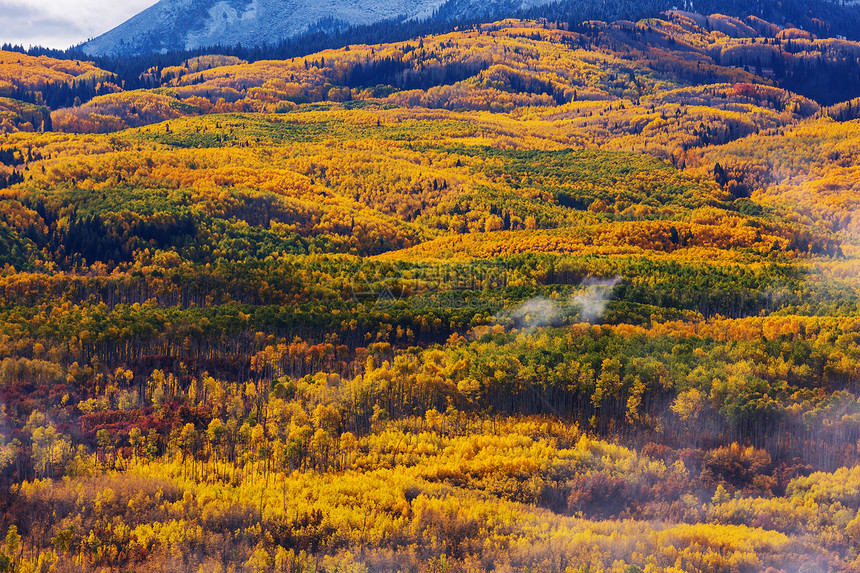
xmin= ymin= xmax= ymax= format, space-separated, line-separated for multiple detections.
xmin=79 ymin=0 xmax=555 ymax=57
xmin=11 ymin=9 xmax=860 ymax=573
xmin=80 ymin=0 xmax=860 ymax=58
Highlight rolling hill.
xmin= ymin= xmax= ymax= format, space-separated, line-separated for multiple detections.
xmin=3 ymin=8 xmax=860 ymax=573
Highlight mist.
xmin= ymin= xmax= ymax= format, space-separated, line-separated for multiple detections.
xmin=510 ymin=297 xmax=564 ymax=331
xmin=573 ymin=276 xmax=622 ymax=324
xmin=503 ymin=276 xmax=622 ymax=332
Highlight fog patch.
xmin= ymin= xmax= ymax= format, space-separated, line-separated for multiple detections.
xmin=510 ymin=297 xmax=564 ymax=331
xmin=499 ymin=276 xmax=622 ymax=332
xmin=573 ymin=276 xmax=622 ymax=324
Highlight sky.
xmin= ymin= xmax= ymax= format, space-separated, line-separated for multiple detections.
xmin=0 ymin=0 xmax=158 ymax=50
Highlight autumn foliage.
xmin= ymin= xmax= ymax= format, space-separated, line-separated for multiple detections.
xmin=1 ymin=8 xmax=860 ymax=573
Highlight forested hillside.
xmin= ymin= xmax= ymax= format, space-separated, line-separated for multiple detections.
xmin=2 ymin=10 xmax=860 ymax=573
xmin=73 ymin=0 xmax=860 ymax=58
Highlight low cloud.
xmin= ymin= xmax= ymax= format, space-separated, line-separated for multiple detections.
xmin=0 ymin=1 xmax=85 ymax=48
xmin=573 ymin=276 xmax=622 ymax=324
xmin=0 ymin=0 xmax=157 ymax=49
xmin=510 ymin=297 xmax=564 ymax=331
xmin=502 ymin=276 xmax=622 ymax=332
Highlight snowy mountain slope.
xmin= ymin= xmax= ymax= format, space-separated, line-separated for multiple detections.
xmin=79 ymin=0 xmax=860 ymax=57
xmin=80 ymin=0 xmax=560 ymax=56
